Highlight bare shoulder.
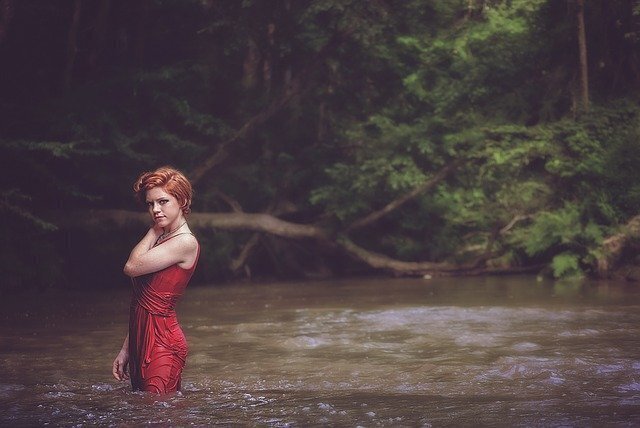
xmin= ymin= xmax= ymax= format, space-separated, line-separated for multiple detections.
xmin=174 ymin=232 xmax=199 ymax=251
xmin=172 ymin=233 xmax=199 ymax=269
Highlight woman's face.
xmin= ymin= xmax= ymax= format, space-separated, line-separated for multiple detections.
xmin=145 ymin=186 xmax=183 ymax=229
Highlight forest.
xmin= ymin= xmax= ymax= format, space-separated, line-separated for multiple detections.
xmin=1 ymin=0 xmax=640 ymax=290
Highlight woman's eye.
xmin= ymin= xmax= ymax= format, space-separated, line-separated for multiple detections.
xmin=160 ymin=200 xmax=168 ymax=205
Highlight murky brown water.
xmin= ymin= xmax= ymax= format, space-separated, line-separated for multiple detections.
xmin=1 ymin=276 xmax=640 ymax=426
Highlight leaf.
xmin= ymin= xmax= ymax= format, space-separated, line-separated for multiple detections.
xmin=551 ymin=252 xmax=581 ymax=278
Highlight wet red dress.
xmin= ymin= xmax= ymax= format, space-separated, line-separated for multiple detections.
xmin=128 ymin=234 xmax=199 ymax=393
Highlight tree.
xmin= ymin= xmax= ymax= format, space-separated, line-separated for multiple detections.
xmin=1 ymin=0 xmax=640 ymax=288
xmin=0 ymin=0 xmax=13 ymax=45
xmin=576 ymin=0 xmax=589 ymax=112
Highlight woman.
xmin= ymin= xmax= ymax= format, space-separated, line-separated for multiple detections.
xmin=112 ymin=166 xmax=200 ymax=394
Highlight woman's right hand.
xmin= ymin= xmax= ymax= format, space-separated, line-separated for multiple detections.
xmin=112 ymin=349 xmax=130 ymax=381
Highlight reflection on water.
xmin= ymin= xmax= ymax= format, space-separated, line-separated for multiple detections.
xmin=1 ymin=276 xmax=640 ymax=426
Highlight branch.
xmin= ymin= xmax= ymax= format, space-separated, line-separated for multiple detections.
xmin=68 ymin=209 xmax=327 ymax=240
xmin=229 ymin=233 xmax=261 ymax=274
xmin=336 ymin=236 xmax=455 ymax=275
xmin=214 ymin=189 xmax=243 ymax=213
xmin=499 ymin=214 xmax=531 ymax=235
xmin=344 ymin=160 xmax=461 ymax=233
xmin=471 ymin=213 xmax=531 ymax=269
xmin=189 ymin=31 xmax=351 ymax=185
xmin=59 ymin=208 xmax=539 ymax=277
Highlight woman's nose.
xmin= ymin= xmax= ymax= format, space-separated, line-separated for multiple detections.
xmin=152 ymin=203 xmax=161 ymax=212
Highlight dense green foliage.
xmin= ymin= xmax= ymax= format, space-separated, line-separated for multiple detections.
xmin=1 ymin=0 xmax=640 ymax=288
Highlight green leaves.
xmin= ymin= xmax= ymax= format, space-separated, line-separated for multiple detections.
xmin=0 ymin=189 xmax=58 ymax=232
xmin=1 ymin=140 xmax=79 ymax=159
xmin=551 ymin=253 xmax=581 ymax=278
xmin=506 ymin=203 xmax=606 ymax=278
xmin=517 ymin=205 xmax=583 ymax=257
xmin=402 ymin=73 xmax=429 ymax=101
xmin=1 ymin=0 xmax=640 ymax=285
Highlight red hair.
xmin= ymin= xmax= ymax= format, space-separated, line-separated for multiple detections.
xmin=133 ymin=166 xmax=193 ymax=214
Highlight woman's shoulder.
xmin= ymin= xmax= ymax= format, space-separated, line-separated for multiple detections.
xmin=163 ymin=232 xmax=198 ymax=251
xmin=176 ymin=232 xmax=199 ymax=270
xmin=175 ymin=232 xmax=199 ymax=246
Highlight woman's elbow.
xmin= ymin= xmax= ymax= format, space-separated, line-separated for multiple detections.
xmin=123 ymin=261 xmax=136 ymax=277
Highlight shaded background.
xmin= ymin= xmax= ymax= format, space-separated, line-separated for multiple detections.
xmin=1 ymin=0 xmax=640 ymax=290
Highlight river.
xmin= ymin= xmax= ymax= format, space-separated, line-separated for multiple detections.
xmin=1 ymin=276 xmax=640 ymax=426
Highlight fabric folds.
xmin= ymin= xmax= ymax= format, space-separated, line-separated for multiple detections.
xmin=128 ymin=237 xmax=199 ymax=394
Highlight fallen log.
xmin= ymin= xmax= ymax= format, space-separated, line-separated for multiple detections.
xmin=596 ymin=214 xmax=640 ymax=278
xmin=56 ymin=209 xmax=539 ymax=278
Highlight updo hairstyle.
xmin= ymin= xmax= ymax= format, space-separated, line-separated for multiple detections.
xmin=133 ymin=166 xmax=193 ymax=214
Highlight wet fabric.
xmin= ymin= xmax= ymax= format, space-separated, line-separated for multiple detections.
xmin=128 ymin=234 xmax=199 ymax=393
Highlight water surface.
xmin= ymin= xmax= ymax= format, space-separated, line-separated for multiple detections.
xmin=1 ymin=276 xmax=640 ymax=426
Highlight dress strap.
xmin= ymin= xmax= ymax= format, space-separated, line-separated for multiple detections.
xmin=153 ymin=232 xmax=196 ymax=247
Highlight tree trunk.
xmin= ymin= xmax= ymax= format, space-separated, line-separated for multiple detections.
xmin=189 ymin=29 xmax=353 ymax=184
xmin=242 ymin=37 xmax=260 ymax=89
xmin=64 ymin=0 xmax=82 ymax=90
xmin=576 ymin=0 xmax=589 ymax=112
xmin=0 ymin=0 xmax=14 ymax=45
xmin=88 ymin=0 xmax=111 ymax=70
xmin=133 ymin=0 xmax=150 ymax=67
xmin=336 ymin=237 xmax=455 ymax=275
xmin=262 ymin=22 xmax=276 ymax=94
xmin=70 ymin=209 xmax=327 ymax=239
xmin=57 ymin=208 xmax=536 ymax=278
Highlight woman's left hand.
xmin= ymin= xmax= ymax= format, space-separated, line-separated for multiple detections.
xmin=112 ymin=349 xmax=130 ymax=381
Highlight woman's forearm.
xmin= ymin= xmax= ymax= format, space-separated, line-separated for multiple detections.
xmin=129 ymin=228 xmax=158 ymax=259
xmin=124 ymin=228 xmax=159 ymax=275
xmin=120 ymin=333 xmax=130 ymax=352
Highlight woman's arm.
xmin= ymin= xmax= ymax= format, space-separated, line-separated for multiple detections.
xmin=112 ymin=333 xmax=130 ymax=381
xmin=123 ymin=231 xmax=198 ymax=277
xmin=126 ymin=227 xmax=161 ymax=264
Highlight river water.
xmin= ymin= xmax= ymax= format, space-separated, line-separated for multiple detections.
xmin=1 ymin=276 xmax=640 ymax=426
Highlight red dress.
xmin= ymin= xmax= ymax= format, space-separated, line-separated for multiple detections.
xmin=128 ymin=234 xmax=199 ymax=393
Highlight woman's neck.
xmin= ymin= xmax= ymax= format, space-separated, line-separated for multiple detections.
xmin=164 ymin=217 xmax=186 ymax=234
